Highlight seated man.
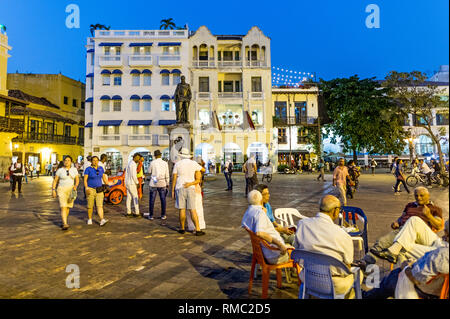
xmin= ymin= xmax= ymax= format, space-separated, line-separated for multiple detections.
xmin=363 ymin=186 xmax=443 ymax=264
xmin=371 ymin=212 xmax=445 ymax=264
xmin=242 ymin=190 xmax=292 ymax=265
xmin=294 ymin=195 xmax=361 ymax=298
xmin=254 ymin=184 xmax=295 ymax=245
xmin=363 ymin=219 xmax=448 ymax=299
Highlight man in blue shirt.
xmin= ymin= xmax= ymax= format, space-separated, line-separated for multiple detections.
xmin=254 ymin=184 xmax=295 ymax=245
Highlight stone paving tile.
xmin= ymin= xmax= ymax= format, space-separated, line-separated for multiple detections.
xmin=0 ymin=173 xmax=448 ymax=298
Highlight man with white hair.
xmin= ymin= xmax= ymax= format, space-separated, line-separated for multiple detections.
xmin=241 ymin=190 xmax=292 ymax=264
xmin=363 ymin=219 xmax=449 ymax=299
xmin=363 ymin=186 xmax=443 ymax=265
xmin=294 ymin=194 xmax=360 ymax=298
xmin=172 ymin=148 xmax=206 ymax=236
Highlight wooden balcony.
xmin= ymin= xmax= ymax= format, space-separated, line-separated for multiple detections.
xmin=12 ymin=133 xmax=77 ymax=145
xmin=0 ymin=116 xmax=24 ymax=133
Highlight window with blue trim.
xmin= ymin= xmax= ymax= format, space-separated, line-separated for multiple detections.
xmin=162 ymin=101 xmax=170 ymax=111
xmin=132 ymin=74 xmax=140 ymax=86
xmin=173 ymin=74 xmax=181 ymax=85
xmin=113 ymin=100 xmax=121 ymax=112
xmin=143 ymin=100 xmax=151 ymax=112
xmin=143 ymin=74 xmax=151 ymax=86
xmin=101 ymin=100 xmax=110 ymax=112
xmin=132 ymin=100 xmax=140 ymax=112
xmin=162 ymin=74 xmax=170 ymax=86
xmin=102 ymin=75 xmax=110 ymax=86
xmin=114 ymin=75 xmax=122 ymax=86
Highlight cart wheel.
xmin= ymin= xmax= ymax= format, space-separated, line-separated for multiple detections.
xmin=109 ymin=189 xmax=124 ymax=205
xmin=406 ymin=175 xmax=418 ymax=187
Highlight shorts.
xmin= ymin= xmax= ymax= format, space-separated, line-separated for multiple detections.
xmin=86 ymin=187 xmax=104 ymax=209
xmin=175 ymin=187 xmax=196 ymax=210
xmin=57 ymin=185 xmax=75 ymax=208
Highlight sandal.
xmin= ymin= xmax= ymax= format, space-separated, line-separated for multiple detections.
xmin=62 ymin=224 xmax=70 ymax=231
xmin=194 ymin=231 xmax=206 ymax=236
xmin=177 ymin=229 xmax=186 ymax=234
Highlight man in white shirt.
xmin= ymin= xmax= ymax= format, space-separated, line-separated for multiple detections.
xmin=242 ymin=190 xmax=292 ymax=264
xmin=82 ymin=156 xmax=92 ymax=199
xmin=294 ymin=194 xmax=361 ymax=298
xmin=125 ymin=153 xmax=141 ymax=217
xmin=98 ymin=154 xmax=108 ymax=183
xmin=148 ymin=150 xmax=170 ymax=220
xmin=172 ymin=148 xmax=205 ymax=236
xmin=10 ymin=159 xmax=25 ymax=193
xmin=419 ymin=159 xmax=432 ymax=186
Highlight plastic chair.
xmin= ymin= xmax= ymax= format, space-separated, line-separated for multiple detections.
xmin=291 ymin=249 xmax=362 ymax=299
xmin=244 ymin=227 xmax=301 ymax=299
xmin=274 ymin=208 xmax=308 ymax=228
xmin=340 ymin=206 xmax=369 ymax=255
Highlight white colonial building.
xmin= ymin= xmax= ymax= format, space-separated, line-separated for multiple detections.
xmin=189 ymin=26 xmax=275 ymax=172
xmin=84 ymin=28 xmax=190 ymax=172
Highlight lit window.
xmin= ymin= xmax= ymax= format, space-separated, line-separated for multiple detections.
xmin=101 ymin=100 xmax=110 ymax=112
xmin=113 ymin=101 xmax=121 ymax=112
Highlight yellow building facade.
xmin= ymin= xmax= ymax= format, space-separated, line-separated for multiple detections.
xmin=5 ymin=73 xmax=86 ymax=173
xmin=0 ymin=28 xmax=27 ymax=178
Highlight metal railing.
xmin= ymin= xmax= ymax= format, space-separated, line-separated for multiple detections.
xmin=0 ymin=116 xmax=24 ymax=133
xmin=129 ymin=135 xmax=152 ymax=140
xmin=217 ymin=61 xmax=243 ymax=68
xmin=218 ymin=92 xmax=243 ymax=99
xmin=99 ymin=135 xmax=120 ymax=141
xmin=249 ymin=92 xmax=264 ymax=99
xmin=192 ymin=60 xmax=216 ymax=68
xmin=196 ymin=92 xmax=212 ymax=100
xmin=99 ymin=55 xmax=122 ymax=66
xmin=273 ymin=116 xmax=318 ymax=126
xmin=128 ymin=55 xmax=153 ymax=66
xmin=13 ymin=133 xmax=77 ymax=144
xmin=245 ymin=60 xmax=268 ymax=67
xmin=96 ymin=30 xmax=188 ymax=38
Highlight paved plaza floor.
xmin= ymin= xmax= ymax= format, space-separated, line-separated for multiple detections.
xmin=0 ymin=171 xmax=448 ymax=299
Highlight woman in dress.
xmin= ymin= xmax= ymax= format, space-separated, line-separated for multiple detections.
xmin=52 ymin=156 xmax=79 ymax=230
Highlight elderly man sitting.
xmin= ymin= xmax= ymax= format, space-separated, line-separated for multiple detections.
xmin=294 ymin=194 xmax=362 ymax=298
xmin=254 ymin=184 xmax=295 ymax=245
xmin=242 ymin=190 xmax=293 ymax=265
xmin=363 ymin=186 xmax=443 ymax=265
xmin=363 ymin=219 xmax=448 ymax=299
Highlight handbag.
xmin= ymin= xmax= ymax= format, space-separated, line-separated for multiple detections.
xmin=69 ymin=189 xmax=77 ymax=202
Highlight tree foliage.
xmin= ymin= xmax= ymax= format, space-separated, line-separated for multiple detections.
xmin=320 ymin=75 xmax=407 ymax=160
xmin=160 ymin=18 xmax=176 ymax=30
xmin=383 ymin=71 xmax=449 ymax=173
xmin=90 ymin=24 xmax=110 ymax=37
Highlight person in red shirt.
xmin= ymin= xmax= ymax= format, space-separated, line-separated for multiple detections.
xmin=362 ymin=186 xmax=443 ymax=265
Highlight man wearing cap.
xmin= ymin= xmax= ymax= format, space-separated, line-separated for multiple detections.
xmin=148 ymin=150 xmax=170 ymax=220
xmin=172 ymin=148 xmax=206 ymax=236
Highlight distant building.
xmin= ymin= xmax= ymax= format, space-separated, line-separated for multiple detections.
xmin=429 ymin=65 xmax=449 ymax=83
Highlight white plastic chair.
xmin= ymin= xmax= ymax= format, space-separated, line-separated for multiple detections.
xmin=274 ymin=208 xmax=308 ymax=228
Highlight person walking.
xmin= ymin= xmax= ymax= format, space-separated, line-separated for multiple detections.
xmin=171 ymin=148 xmax=206 ymax=236
xmin=243 ymin=155 xmax=257 ymax=197
xmin=137 ymin=156 xmax=145 ymax=200
xmin=82 ymin=156 xmax=92 ymax=199
xmin=317 ymin=158 xmax=325 ymax=181
xmin=84 ymin=156 xmax=115 ymax=226
xmin=125 ymin=153 xmax=141 ymax=217
xmin=46 ymin=162 xmax=52 ymax=176
xmin=394 ymin=159 xmax=410 ymax=195
xmin=148 ymin=150 xmax=169 ymax=220
xmin=35 ymin=162 xmax=40 ymax=178
xmin=10 ymin=159 xmax=25 ymax=193
xmin=390 ymin=156 xmax=400 ymax=192
xmin=24 ymin=164 xmax=29 ymax=183
xmin=333 ymin=158 xmax=350 ymax=206
xmin=29 ymin=163 xmax=34 ymax=179
xmin=223 ymin=157 xmax=233 ymax=191
xmin=52 ymin=156 xmax=79 ymax=230
xmin=370 ymin=158 xmax=377 ymax=175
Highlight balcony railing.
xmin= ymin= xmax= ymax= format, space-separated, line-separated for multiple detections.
xmin=99 ymin=55 xmax=122 ymax=67
xmin=273 ymin=116 xmax=318 ymax=126
xmin=77 ymin=138 xmax=84 ymax=146
xmin=128 ymin=55 xmax=153 ymax=67
xmin=192 ymin=60 xmax=215 ymax=68
xmin=196 ymin=92 xmax=212 ymax=100
xmin=249 ymin=92 xmax=264 ymax=100
xmin=95 ymin=30 xmax=188 ymax=38
xmin=13 ymin=133 xmax=77 ymax=145
xmin=217 ymin=61 xmax=243 ymax=68
xmin=159 ymin=134 xmax=170 ymax=145
xmin=99 ymin=135 xmax=120 ymax=141
xmin=245 ymin=60 xmax=268 ymax=68
xmin=158 ymin=55 xmax=181 ymax=66
xmin=278 ymin=136 xmax=288 ymax=144
xmin=218 ymin=92 xmax=243 ymax=99
xmin=0 ymin=116 xmax=24 ymax=133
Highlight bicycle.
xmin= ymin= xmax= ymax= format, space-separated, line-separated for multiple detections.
xmin=406 ymin=170 xmax=441 ymax=187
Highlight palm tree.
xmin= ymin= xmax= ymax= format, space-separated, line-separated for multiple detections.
xmin=160 ymin=18 xmax=176 ymax=30
xmin=90 ymin=24 xmax=111 ymax=36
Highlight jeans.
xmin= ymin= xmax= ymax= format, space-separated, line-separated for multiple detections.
xmin=224 ymin=172 xmax=233 ymax=189
xmin=245 ymin=176 xmax=255 ymax=196
xmin=149 ymin=187 xmax=167 ymax=217
xmin=363 ymin=268 xmax=402 ymax=299
xmin=394 ymin=178 xmax=410 ymax=193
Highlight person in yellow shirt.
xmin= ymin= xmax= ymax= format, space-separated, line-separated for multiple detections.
xmin=137 ymin=156 xmax=145 ymax=199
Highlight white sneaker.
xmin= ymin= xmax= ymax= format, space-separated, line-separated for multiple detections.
xmin=87 ymin=219 xmax=93 ymax=225
xmin=100 ymin=219 xmax=108 ymax=226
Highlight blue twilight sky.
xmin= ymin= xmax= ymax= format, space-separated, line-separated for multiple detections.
xmin=1 ymin=0 xmax=448 ymax=83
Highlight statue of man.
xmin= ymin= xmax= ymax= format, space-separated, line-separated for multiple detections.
xmin=174 ymin=75 xmax=192 ymax=124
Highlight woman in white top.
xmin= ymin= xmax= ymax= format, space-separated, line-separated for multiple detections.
xmin=52 ymin=156 xmax=79 ymax=230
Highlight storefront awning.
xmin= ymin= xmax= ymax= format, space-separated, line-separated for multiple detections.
xmin=99 ymin=42 xmax=123 ymax=46
xmin=128 ymin=120 xmax=152 ymax=126
xmin=98 ymin=120 xmax=122 ymax=126
xmin=129 ymin=43 xmax=153 ymax=47
xmin=158 ymin=42 xmax=181 ymax=46
xmin=85 ymin=122 xmax=93 ymax=128
xmin=158 ymin=120 xmax=176 ymax=126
